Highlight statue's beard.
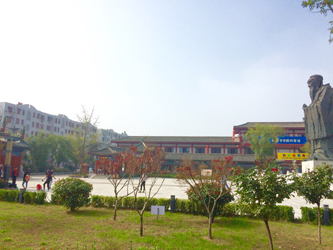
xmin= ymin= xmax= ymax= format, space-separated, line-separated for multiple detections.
xmin=310 ymin=87 xmax=317 ymax=102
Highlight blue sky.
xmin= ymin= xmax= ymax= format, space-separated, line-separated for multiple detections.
xmin=1 ymin=1 xmax=332 ymax=136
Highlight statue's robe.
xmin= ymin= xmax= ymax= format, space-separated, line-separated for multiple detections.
xmin=304 ymin=84 xmax=333 ymax=159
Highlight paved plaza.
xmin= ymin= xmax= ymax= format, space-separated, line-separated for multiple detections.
xmin=19 ymin=174 xmax=333 ymax=218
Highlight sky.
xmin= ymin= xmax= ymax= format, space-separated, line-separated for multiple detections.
xmin=1 ymin=1 xmax=332 ymax=136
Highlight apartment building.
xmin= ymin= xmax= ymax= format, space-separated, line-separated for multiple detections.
xmin=0 ymin=102 xmax=127 ymax=145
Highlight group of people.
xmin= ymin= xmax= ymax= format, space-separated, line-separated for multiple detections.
xmin=0 ymin=164 xmax=56 ymax=191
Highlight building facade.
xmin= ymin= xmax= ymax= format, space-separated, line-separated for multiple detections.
xmin=0 ymin=102 xmax=127 ymax=146
xmin=112 ymin=122 xmax=307 ymax=172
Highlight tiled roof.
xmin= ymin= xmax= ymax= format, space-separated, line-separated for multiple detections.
xmin=234 ymin=122 xmax=305 ymax=129
xmin=88 ymin=146 xmax=125 ymax=156
xmin=112 ymin=136 xmax=236 ymax=143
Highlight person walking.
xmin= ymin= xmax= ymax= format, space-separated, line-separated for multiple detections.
xmin=22 ymin=170 xmax=30 ymax=189
xmin=42 ymin=170 xmax=52 ymax=191
xmin=140 ymin=173 xmax=147 ymax=193
xmin=12 ymin=166 xmax=18 ymax=188
xmin=49 ymin=169 xmax=56 ymax=189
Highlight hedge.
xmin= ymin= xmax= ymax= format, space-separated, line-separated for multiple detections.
xmin=89 ymin=195 xmax=294 ymax=221
xmin=23 ymin=191 xmax=47 ymax=205
xmin=301 ymin=206 xmax=333 ymax=225
xmin=0 ymin=190 xmax=295 ymax=221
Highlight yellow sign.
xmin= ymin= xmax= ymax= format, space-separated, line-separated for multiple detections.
xmin=277 ymin=153 xmax=309 ymax=161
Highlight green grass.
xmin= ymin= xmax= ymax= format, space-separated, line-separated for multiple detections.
xmin=0 ymin=202 xmax=333 ymax=249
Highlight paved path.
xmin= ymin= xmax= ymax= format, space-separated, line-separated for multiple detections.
xmin=18 ymin=174 xmax=333 ymax=219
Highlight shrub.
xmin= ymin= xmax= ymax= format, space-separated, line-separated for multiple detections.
xmin=91 ymin=195 xmax=104 ymax=208
xmin=272 ymin=205 xmax=295 ymax=222
xmin=0 ymin=178 xmax=6 ymax=189
xmin=156 ymin=198 xmax=171 ymax=210
xmin=301 ymin=206 xmax=333 ymax=224
xmin=187 ymin=182 xmax=234 ymax=219
xmin=23 ymin=191 xmax=47 ymax=205
xmin=52 ymin=178 xmax=93 ymax=212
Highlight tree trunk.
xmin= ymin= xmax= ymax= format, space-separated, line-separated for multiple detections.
xmin=140 ymin=214 xmax=143 ymax=237
xmin=264 ymin=219 xmax=273 ymax=250
xmin=208 ymin=214 xmax=213 ymax=239
xmin=113 ymin=200 xmax=118 ymax=220
xmin=317 ymin=203 xmax=321 ymax=245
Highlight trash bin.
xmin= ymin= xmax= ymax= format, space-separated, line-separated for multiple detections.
xmin=171 ymin=195 xmax=175 ymax=213
xmin=19 ymin=189 xmax=25 ymax=203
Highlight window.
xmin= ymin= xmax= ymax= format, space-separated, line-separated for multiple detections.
xmin=58 ymin=119 xmax=60 ymax=124
xmin=35 ymin=132 xmax=38 ymax=136
xmin=227 ymin=148 xmax=238 ymax=154
xmin=22 ymin=110 xmax=25 ymax=115
xmin=41 ymin=115 xmax=44 ymax=121
xmin=47 ymin=125 xmax=51 ymax=131
xmin=65 ymin=129 xmax=67 ymax=134
xmin=195 ymin=148 xmax=205 ymax=153
xmin=54 ymin=127 xmax=57 ymax=132
xmin=47 ymin=117 xmax=52 ymax=122
xmin=66 ymin=121 xmax=68 ymax=126
xmin=36 ymin=123 xmax=39 ymax=128
xmin=37 ymin=114 xmax=40 ymax=119
xmin=31 ymin=131 xmax=33 ymax=135
xmin=32 ymin=122 xmax=35 ymax=128
xmin=165 ymin=147 xmax=174 ymax=153
xmin=211 ymin=148 xmax=221 ymax=154
xmin=21 ymin=120 xmax=24 ymax=125
xmin=243 ymin=148 xmax=254 ymax=154
xmin=16 ymin=118 xmax=19 ymax=124
xmin=180 ymin=147 xmax=189 ymax=153
xmin=33 ymin=112 xmax=36 ymax=118
xmin=7 ymin=106 xmax=13 ymax=112
xmin=41 ymin=124 xmax=44 ymax=129
xmin=57 ymin=127 xmax=59 ymax=132
xmin=17 ymin=108 xmax=21 ymax=114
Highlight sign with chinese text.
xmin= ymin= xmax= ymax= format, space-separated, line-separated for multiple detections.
xmin=277 ymin=136 xmax=306 ymax=144
xmin=277 ymin=153 xmax=309 ymax=160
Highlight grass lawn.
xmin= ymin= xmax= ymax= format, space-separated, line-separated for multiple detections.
xmin=0 ymin=202 xmax=333 ymax=249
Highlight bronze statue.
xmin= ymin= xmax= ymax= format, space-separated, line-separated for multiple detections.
xmin=303 ymin=74 xmax=333 ymax=160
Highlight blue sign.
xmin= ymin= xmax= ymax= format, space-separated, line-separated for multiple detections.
xmin=277 ymin=136 xmax=306 ymax=144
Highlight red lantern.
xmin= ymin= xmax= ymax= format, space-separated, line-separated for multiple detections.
xmin=206 ymin=145 xmax=209 ymax=154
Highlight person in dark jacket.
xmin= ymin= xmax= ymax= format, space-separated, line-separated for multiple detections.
xmin=11 ymin=166 xmax=18 ymax=188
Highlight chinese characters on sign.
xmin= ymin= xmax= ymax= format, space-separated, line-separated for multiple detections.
xmin=277 ymin=153 xmax=309 ymax=160
xmin=277 ymin=136 xmax=307 ymax=144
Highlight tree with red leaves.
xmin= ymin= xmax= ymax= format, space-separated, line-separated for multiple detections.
xmin=177 ymin=157 xmax=233 ymax=239
xmin=104 ymin=147 xmax=137 ymax=220
xmin=129 ymin=146 xmax=166 ymax=237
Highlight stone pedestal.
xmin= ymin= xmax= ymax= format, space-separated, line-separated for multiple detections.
xmin=302 ymin=160 xmax=333 ymax=173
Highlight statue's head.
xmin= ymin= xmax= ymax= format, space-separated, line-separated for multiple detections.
xmin=308 ymin=75 xmax=323 ymax=102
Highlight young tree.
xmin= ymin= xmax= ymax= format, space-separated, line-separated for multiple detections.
xmin=293 ymin=163 xmax=333 ymax=245
xmin=46 ymin=134 xmax=73 ymax=168
xmin=130 ymin=146 xmax=166 ymax=237
xmin=25 ymin=132 xmax=49 ymax=172
xmin=302 ymin=0 xmax=333 ymax=43
xmin=103 ymin=148 xmax=136 ymax=220
xmin=71 ymin=106 xmax=100 ymax=173
xmin=177 ymin=156 xmax=233 ymax=239
xmin=246 ymin=123 xmax=284 ymax=171
xmin=233 ymin=161 xmax=294 ymax=250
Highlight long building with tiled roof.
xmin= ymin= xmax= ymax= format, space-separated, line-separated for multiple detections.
xmin=111 ymin=121 xmax=307 ymax=172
